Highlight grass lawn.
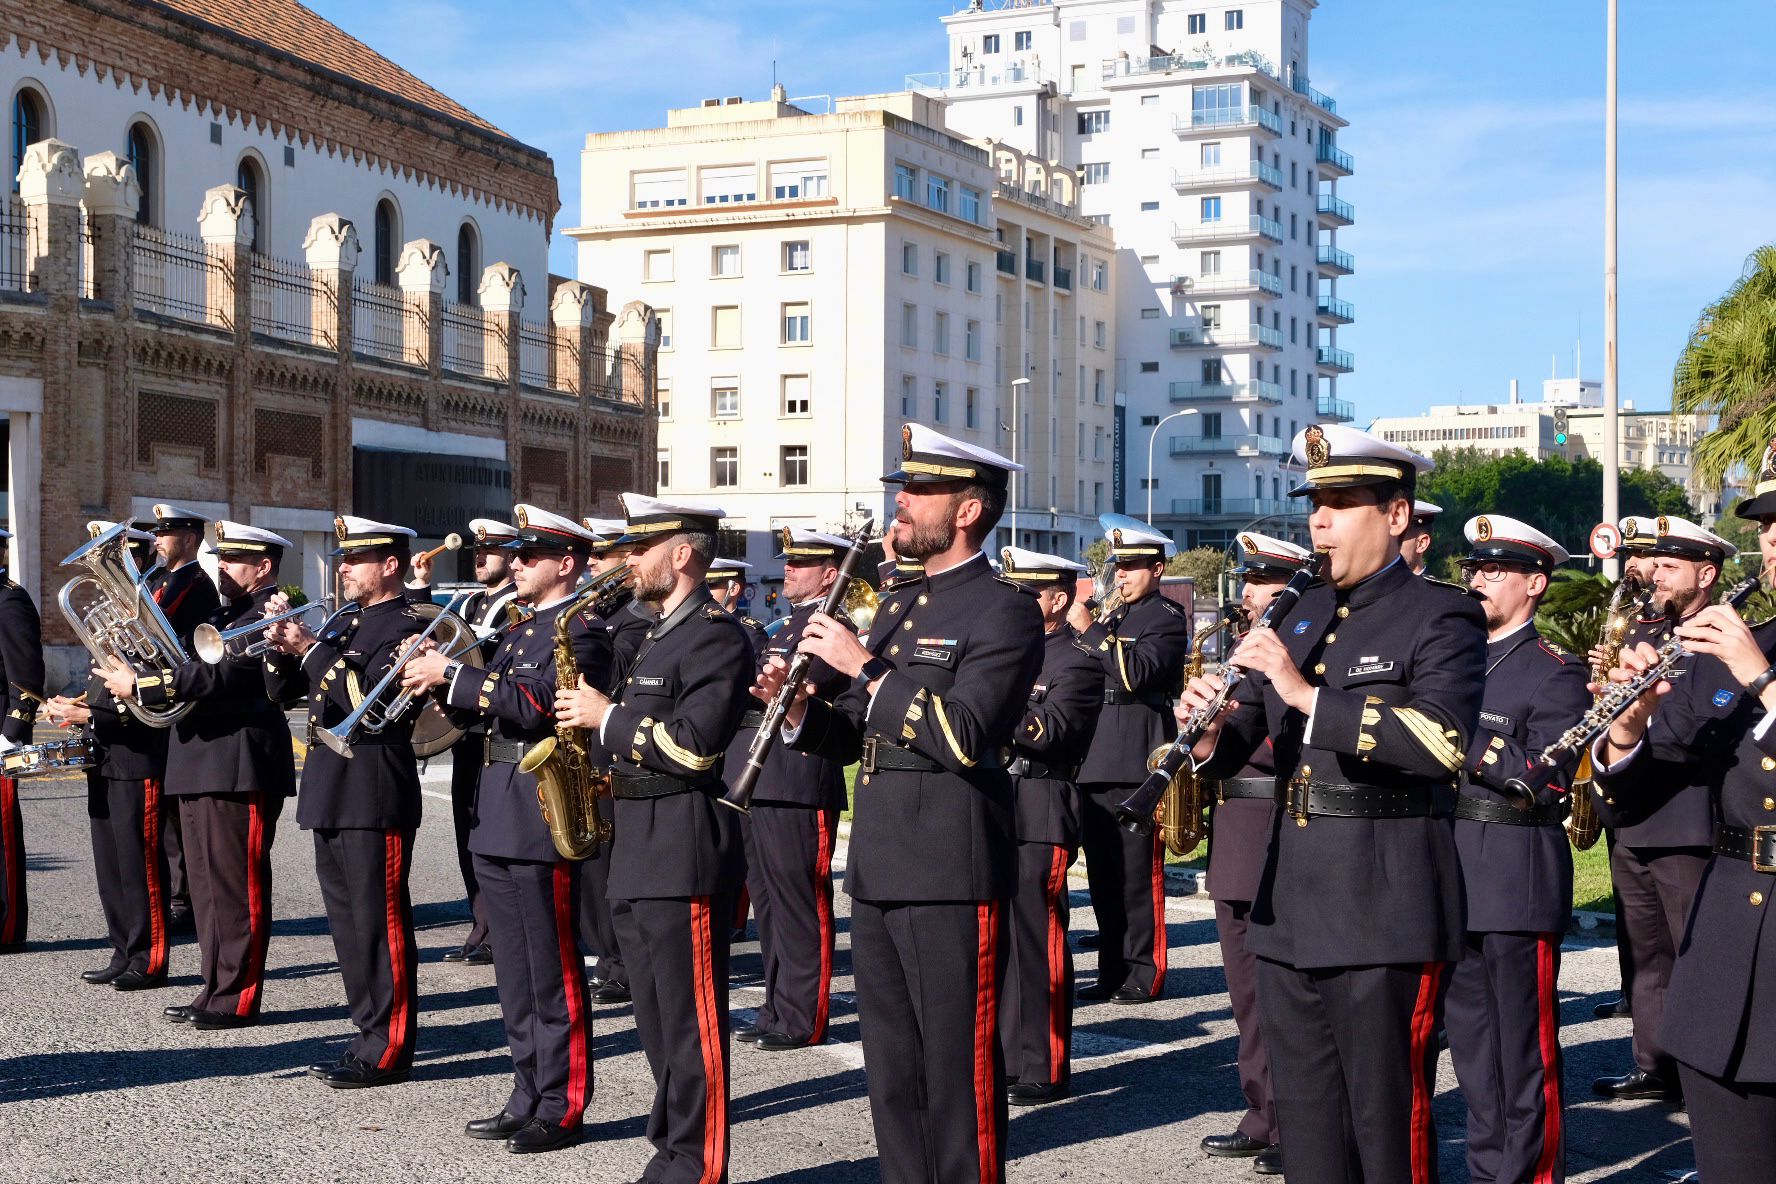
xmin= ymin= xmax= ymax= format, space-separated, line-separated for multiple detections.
xmin=841 ymin=765 xmax=1618 ymax=913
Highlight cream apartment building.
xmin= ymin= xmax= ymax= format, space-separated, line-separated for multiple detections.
xmin=568 ymin=87 xmax=1116 ymax=589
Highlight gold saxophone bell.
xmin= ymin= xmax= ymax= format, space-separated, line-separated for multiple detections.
xmin=1148 ymin=608 xmax=1246 ymax=858
xmin=1566 ymin=575 xmax=1646 ymax=851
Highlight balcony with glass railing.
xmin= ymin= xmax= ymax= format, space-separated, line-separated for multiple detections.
xmin=905 ymin=64 xmax=1052 ymax=96
xmin=1316 ymin=194 xmax=1354 ymax=225
xmin=1169 ymin=269 xmax=1284 ymax=298
xmin=1169 ymin=434 xmax=1290 ymax=458
xmin=1172 ymin=215 xmax=1282 ymax=245
xmin=1169 ymin=380 xmax=1284 ymax=405
xmin=1290 ymin=75 xmax=1340 ymax=118
xmin=1173 ymin=106 xmax=1283 ymax=137
xmin=1316 ymin=393 xmax=1356 ymax=420
xmin=1316 ymin=143 xmax=1354 ymax=175
xmin=1171 ymin=160 xmax=1283 ymax=192
xmin=1171 ymin=324 xmax=1284 ymax=350
xmin=1171 ymin=497 xmax=1299 ymax=519
xmin=1025 ymin=257 xmax=1046 ymax=283
xmin=1316 ymin=294 xmax=1355 ymax=323
xmin=995 ymin=249 xmax=1016 ymax=275
xmin=1316 ymin=245 xmax=1355 ymax=274
xmin=1101 ymin=48 xmax=1283 ymax=84
xmin=1316 ymin=347 xmax=1355 ymax=373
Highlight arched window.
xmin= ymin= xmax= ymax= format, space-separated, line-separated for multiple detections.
xmin=235 ymin=157 xmax=264 ymax=251
xmin=10 ymin=89 xmax=45 ymax=194
xmin=456 ymin=223 xmax=478 ymax=305
xmin=126 ymin=123 xmax=155 ymax=225
xmin=373 ymin=199 xmax=398 ymax=285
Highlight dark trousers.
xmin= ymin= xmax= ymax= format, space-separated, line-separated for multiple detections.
xmin=1000 ymin=842 xmax=1074 ymax=1087
xmin=1215 ymin=898 xmax=1278 ymax=1145
xmin=180 ymin=792 xmax=281 ymax=1017
xmin=744 ymin=803 xmax=839 ymax=1044
xmin=1611 ymin=843 xmax=1708 ymax=1076
xmin=1445 ymin=931 xmax=1565 ymax=1184
xmin=1079 ymin=783 xmax=1167 ymax=997
xmin=0 ymin=774 xmax=26 ymax=945
xmin=577 ymin=796 xmax=625 ymax=986
xmin=1605 ymin=830 xmax=1636 ymax=1004
xmin=87 ymin=773 xmax=171 ymax=977
xmin=852 ymin=898 xmax=1008 ymax=1184
xmin=613 ymin=894 xmax=733 ymax=1184
xmin=448 ymin=733 xmax=490 ymax=948
xmin=314 ymin=827 xmax=418 ymax=1070
xmin=1678 ymin=1062 xmax=1776 ymax=1184
xmin=474 ymin=854 xmax=593 ymax=1127
xmin=1256 ymin=957 xmax=1447 ymax=1184
xmin=162 ymin=786 xmax=190 ymax=914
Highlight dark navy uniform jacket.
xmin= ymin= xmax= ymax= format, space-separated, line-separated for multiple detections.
xmin=138 ymin=585 xmax=295 ymax=799
xmin=84 ymin=674 xmax=167 ymax=781
xmin=602 ymin=585 xmax=755 ymax=900
xmin=572 ymin=597 xmax=651 ymax=693
xmin=461 ymin=581 xmax=519 ymax=660
xmin=266 ymin=598 xmax=427 ymax=830
xmin=1201 ymin=560 xmax=1485 ymax=969
xmin=1075 ymin=591 xmax=1191 ymax=785
xmin=1011 ymin=627 xmax=1103 ymax=847
xmin=792 ymin=553 xmax=1044 ymax=902
xmin=1206 ymin=740 xmax=1276 ymax=905
xmin=1455 ymin=622 xmax=1589 ymax=935
xmin=1597 ymin=618 xmax=1776 ymax=1082
xmin=0 ymin=576 xmax=44 ymax=744
xmin=744 ymin=600 xmax=852 ymax=811
xmin=148 ymin=562 xmax=221 ymax=646
xmin=1596 ymin=605 xmax=1715 ymax=847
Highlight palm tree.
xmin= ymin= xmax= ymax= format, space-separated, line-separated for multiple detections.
xmin=1673 ymin=244 xmax=1776 ymax=491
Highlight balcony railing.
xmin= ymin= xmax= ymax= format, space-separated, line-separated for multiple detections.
xmin=132 ymin=225 xmax=232 ymax=328
xmin=1316 ymin=194 xmax=1354 ymax=225
xmin=1102 ymin=47 xmax=1283 ymax=84
xmin=1169 ymin=269 xmax=1282 ymax=298
xmin=995 ymin=249 xmax=1017 ymax=275
xmin=1169 ymin=380 xmax=1284 ymax=404
xmin=350 ymin=277 xmax=423 ymax=368
xmin=1317 ymin=245 xmax=1355 ymax=274
xmin=0 ymin=196 xmax=27 ymax=293
xmin=1316 ymin=347 xmax=1355 ymax=373
xmin=1172 ymin=215 xmax=1282 ymax=245
xmin=1316 ymin=393 xmax=1356 ymax=420
xmin=519 ymin=319 xmax=580 ymax=395
xmin=1316 ymin=295 xmax=1355 ymax=323
xmin=1170 ymin=324 xmax=1284 ymax=350
xmin=1025 ymin=258 xmax=1046 ymax=283
xmin=905 ymin=64 xmax=1051 ymax=95
xmin=1173 ymin=106 xmax=1282 ymax=137
xmin=1054 ymin=265 xmax=1073 ymax=291
xmin=1316 ymin=143 xmax=1355 ymax=175
xmin=249 ymin=251 xmax=336 ymax=349
xmin=1171 ymin=497 xmax=1299 ymax=518
xmin=1169 ymin=433 xmax=1290 ymax=458
xmin=1170 ymin=160 xmax=1283 ymax=192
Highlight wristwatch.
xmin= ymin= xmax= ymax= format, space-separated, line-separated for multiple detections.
xmin=1748 ymin=664 xmax=1776 ymax=698
xmin=442 ymin=659 xmax=464 ymax=688
xmin=860 ymin=656 xmax=893 ymax=683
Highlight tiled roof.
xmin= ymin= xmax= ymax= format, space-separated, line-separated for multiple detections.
xmin=147 ymin=0 xmax=509 ymax=139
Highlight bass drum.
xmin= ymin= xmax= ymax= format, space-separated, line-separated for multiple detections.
xmin=408 ymin=600 xmax=487 ymax=758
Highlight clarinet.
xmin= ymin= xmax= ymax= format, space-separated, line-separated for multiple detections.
xmin=719 ymin=520 xmax=875 ymax=815
xmin=1113 ymin=550 xmax=1327 ymax=835
xmin=1504 ymin=574 xmax=1762 ymax=803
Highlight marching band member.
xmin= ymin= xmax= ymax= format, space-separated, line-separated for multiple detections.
xmin=1402 ymin=500 xmax=1442 ymax=576
xmin=0 ymin=526 xmax=46 ymax=949
xmin=997 ymin=546 xmax=1102 ymax=1105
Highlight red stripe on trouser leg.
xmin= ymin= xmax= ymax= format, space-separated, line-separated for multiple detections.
xmin=1408 ymin=961 xmax=1446 ymax=1184
xmin=143 ymin=779 xmax=167 ymax=976
xmin=810 ymin=807 xmax=836 ymax=1044
xmin=378 ymin=831 xmax=412 ymax=1070
xmin=0 ymin=777 xmax=21 ymax=944
xmin=1531 ymin=933 xmax=1564 ymax=1184
xmin=551 ymin=862 xmax=590 ymax=1126
xmin=1044 ymin=846 xmax=1068 ymax=1080
xmin=1148 ymin=828 xmax=1167 ymax=996
xmin=973 ymin=901 xmax=1002 ymax=1184
xmin=235 ymin=798 xmax=269 ymax=1018
xmin=689 ymin=896 xmax=729 ymax=1184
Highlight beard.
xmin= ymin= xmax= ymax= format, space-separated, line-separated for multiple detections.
xmin=217 ymin=570 xmax=246 ymax=600
xmin=634 ymin=557 xmax=675 ymax=605
xmin=892 ymin=505 xmax=957 ymax=561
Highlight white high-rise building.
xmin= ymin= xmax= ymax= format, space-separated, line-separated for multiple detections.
xmin=914 ymin=0 xmax=1352 ymax=549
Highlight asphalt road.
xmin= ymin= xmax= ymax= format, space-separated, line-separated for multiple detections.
xmin=0 ymin=749 xmax=1699 ymax=1183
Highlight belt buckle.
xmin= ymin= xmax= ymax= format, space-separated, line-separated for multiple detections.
xmin=861 ymin=736 xmax=879 ymax=775
xmin=1754 ymin=825 xmax=1776 ymax=875
xmin=1287 ymin=769 xmax=1310 ymax=828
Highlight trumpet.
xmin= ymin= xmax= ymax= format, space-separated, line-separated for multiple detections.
xmin=193 ymin=597 xmax=336 ymax=664
xmin=317 ymin=589 xmax=474 ymax=758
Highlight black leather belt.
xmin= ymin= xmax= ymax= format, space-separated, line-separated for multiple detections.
xmin=1714 ymin=824 xmax=1776 ymax=874
xmin=860 ymin=737 xmax=944 ymax=774
xmin=611 ymin=770 xmax=700 ymax=800
xmin=485 ymin=738 xmax=528 ymax=765
xmin=1215 ymin=777 xmax=1273 ymax=802
xmin=1103 ymin=689 xmax=1175 ymax=708
xmin=1281 ymin=777 xmax=1456 ymax=822
xmin=1006 ymin=754 xmax=1079 ymax=780
xmin=1454 ymin=794 xmax=1566 ymax=827
xmin=737 ymin=708 xmax=766 ymax=730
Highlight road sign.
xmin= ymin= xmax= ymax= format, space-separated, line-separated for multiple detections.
xmin=1589 ymin=521 xmax=1621 ymax=560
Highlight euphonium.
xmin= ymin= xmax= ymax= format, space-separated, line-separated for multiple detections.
xmin=1087 ymin=564 xmax=1124 ymax=623
xmin=1565 ymin=574 xmax=1650 ymax=850
xmin=518 ymin=566 xmax=631 ymax=860
xmin=1148 ymin=606 xmax=1249 ymax=858
xmin=57 ymin=524 xmax=194 ymax=728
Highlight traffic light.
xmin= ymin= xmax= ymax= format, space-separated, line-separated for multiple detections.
xmin=1553 ymin=408 xmax=1569 ymax=447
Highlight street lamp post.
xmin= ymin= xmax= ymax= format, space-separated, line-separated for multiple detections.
xmin=1145 ymin=408 xmax=1199 ymax=524
xmin=1010 ymin=377 xmax=1030 ymax=546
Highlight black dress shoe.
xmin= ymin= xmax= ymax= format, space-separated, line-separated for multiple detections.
xmin=82 ymin=964 xmax=126 ymax=985
xmin=464 ymin=1109 xmax=530 ymax=1140
xmin=1593 ymin=998 xmax=1631 ymax=1019
xmin=506 ymin=1118 xmax=583 ymax=1155
xmin=1109 ymin=985 xmax=1154 ymax=1005
xmin=734 ymin=1024 xmax=763 ymax=1043
xmin=461 ymin=942 xmax=493 ymax=966
xmin=756 ymin=1031 xmax=810 ymax=1052
xmin=167 ymin=909 xmax=196 ymax=937
xmin=308 ymin=1052 xmax=351 ymax=1079
xmin=111 ymin=969 xmax=167 ymax=992
xmin=1076 ymin=981 xmax=1117 ymax=1001
xmin=190 ymin=1010 xmax=255 ymax=1031
xmin=1253 ymin=1145 xmax=1283 ymax=1175
xmin=441 ymin=946 xmax=470 ymax=963
xmin=164 ymin=1004 xmax=198 ymax=1024
xmin=321 ymin=1057 xmax=410 ymax=1089
xmin=1007 ymin=1081 xmax=1069 ymax=1106
xmin=592 ymin=981 xmax=631 ymax=1004
xmin=1077 ymin=933 xmax=1101 ymax=950
xmin=1201 ymin=1131 xmax=1269 ymax=1157
xmin=1592 ymin=1069 xmax=1682 ymax=1101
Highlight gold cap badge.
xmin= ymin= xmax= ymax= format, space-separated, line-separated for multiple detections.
xmin=333 ymin=516 xmax=347 ymax=542
xmin=1303 ymin=425 xmax=1331 ymax=468
xmin=1475 ymin=517 xmax=1492 ymax=541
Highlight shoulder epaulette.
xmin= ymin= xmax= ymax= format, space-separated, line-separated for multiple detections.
xmin=1155 ymin=596 xmax=1188 ymax=616
xmin=1424 ymin=576 xmax=1484 ymax=600
xmin=704 ymin=604 xmax=728 ymax=621
xmin=996 ymin=573 xmax=1036 ymax=594
xmin=742 ymin=615 xmax=766 ymax=632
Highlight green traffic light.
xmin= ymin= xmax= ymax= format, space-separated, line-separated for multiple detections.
xmin=1555 ymin=433 xmax=1567 ymax=444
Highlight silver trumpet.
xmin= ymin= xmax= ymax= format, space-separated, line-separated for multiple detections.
xmin=193 ymin=597 xmax=336 ymax=664
xmin=317 ymin=589 xmax=474 ymax=759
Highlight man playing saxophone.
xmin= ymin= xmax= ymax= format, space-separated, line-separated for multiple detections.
xmin=402 ymin=505 xmax=599 ymax=1155
xmin=554 ymin=493 xmax=755 ymax=1184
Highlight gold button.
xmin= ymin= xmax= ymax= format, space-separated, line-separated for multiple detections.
xmin=890 ymin=645 xmax=900 ymax=655
xmin=1301 ymin=764 xmax=1312 ymax=776
xmin=903 ymin=621 xmax=913 ymax=631
xmin=1605 ymin=797 xmax=1616 ymax=806
xmin=1325 ymin=632 xmax=1337 ymax=644
xmin=1314 ymin=663 xmax=1326 ymax=675
xmin=861 ymin=775 xmax=870 ymax=786
xmin=1765 ymin=797 xmax=1775 ymax=811
xmin=889 ymin=603 xmax=902 ymax=614
xmin=1337 ymin=606 xmax=1350 ymax=618
xmin=1764 ymin=757 xmax=1775 ymax=772
xmin=1752 ymin=891 xmax=1765 ymax=907
xmin=918 ymin=594 xmax=929 ymax=605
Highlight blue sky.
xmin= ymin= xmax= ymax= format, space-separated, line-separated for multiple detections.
xmin=311 ymin=0 xmax=1776 ymax=424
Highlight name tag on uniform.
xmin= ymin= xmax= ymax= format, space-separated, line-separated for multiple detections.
xmin=344 ymin=649 xmax=364 ymax=659
xmin=635 ymin=676 xmax=667 ymax=689
xmin=1479 ymin=709 xmax=1515 ymax=730
xmin=1346 ymin=659 xmax=1395 ymax=677
xmin=515 ymin=661 xmax=540 ymax=671
xmin=913 ymin=646 xmax=956 ymax=665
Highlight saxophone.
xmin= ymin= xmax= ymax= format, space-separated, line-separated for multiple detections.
xmin=517 ymin=566 xmax=632 ymax=860
xmin=1149 ymin=606 xmax=1248 ymax=858
xmin=1565 ymin=574 xmax=1651 ymax=850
